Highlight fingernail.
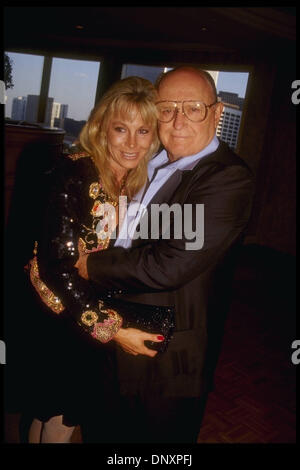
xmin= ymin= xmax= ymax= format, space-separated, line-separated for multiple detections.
xmin=157 ymin=335 xmax=165 ymax=341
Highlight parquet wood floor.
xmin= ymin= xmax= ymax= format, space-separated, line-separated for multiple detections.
xmin=4 ymin=245 xmax=296 ymax=444
xmin=197 ymin=246 xmax=296 ymax=443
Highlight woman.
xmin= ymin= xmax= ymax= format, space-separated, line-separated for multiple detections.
xmin=18 ymin=76 xmax=163 ymax=443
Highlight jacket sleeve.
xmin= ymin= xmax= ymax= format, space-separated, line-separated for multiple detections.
xmin=37 ymin=159 xmax=122 ymax=343
xmin=87 ymin=164 xmax=254 ymax=294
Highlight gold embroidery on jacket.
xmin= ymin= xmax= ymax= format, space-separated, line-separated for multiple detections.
xmin=80 ymin=181 xmax=119 ymax=253
xmin=89 ymin=182 xmax=101 ymax=199
xmin=67 ymin=152 xmax=90 ymax=161
xmin=81 ymin=310 xmax=99 ymax=327
xmin=90 ymin=308 xmax=123 ymax=343
xmin=29 ymin=256 xmax=65 ymax=314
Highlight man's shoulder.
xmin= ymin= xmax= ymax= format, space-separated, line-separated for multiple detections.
xmin=185 ymin=141 xmax=254 ymax=196
xmin=215 ymin=141 xmax=253 ymax=174
xmin=191 ymin=140 xmax=253 ymax=179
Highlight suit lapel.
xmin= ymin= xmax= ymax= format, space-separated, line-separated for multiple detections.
xmin=146 ymin=169 xmax=183 ymax=206
xmin=132 ymin=170 xmax=183 ymax=243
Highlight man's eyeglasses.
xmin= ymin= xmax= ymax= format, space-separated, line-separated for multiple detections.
xmin=156 ymin=100 xmax=218 ymax=123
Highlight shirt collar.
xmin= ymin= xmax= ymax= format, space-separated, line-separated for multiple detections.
xmin=148 ymin=135 xmax=220 ymax=179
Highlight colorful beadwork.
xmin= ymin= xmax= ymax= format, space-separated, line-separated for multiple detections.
xmin=91 ymin=309 xmax=123 ymax=343
xmin=29 ymin=256 xmax=65 ymax=314
xmin=81 ymin=310 xmax=99 ymax=327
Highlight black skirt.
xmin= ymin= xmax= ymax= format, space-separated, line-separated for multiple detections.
xmin=5 ymin=274 xmax=119 ymax=426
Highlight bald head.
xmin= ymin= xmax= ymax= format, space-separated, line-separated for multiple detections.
xmin=156 ymin=66 xmax=218 ymax=103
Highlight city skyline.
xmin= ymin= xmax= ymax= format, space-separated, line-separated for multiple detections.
xmin=11 ymin=94 xmax=69 ymax=127
xmin=5 ymin=52 xmax=249 ymax=122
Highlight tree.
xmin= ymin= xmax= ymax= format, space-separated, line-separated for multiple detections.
xmin=4 ymin=53 xmax=14 ymax=89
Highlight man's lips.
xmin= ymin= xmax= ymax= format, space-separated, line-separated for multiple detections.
xmin=170 ymin=135 xmax=189 ymax=139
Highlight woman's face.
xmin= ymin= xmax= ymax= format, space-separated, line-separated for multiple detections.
xmin=107 ymin=110 xmax=154 ymax=181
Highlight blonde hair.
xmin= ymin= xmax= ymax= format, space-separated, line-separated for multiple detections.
xmin=79 ymin=76 xmax=160 ymax=201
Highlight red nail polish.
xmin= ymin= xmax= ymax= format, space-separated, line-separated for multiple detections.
xmin=157 ymin=335 xmax=165 ymax=341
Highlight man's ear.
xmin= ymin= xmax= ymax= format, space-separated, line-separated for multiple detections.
xmin=214 ymin=102 xmax=224 ymax=128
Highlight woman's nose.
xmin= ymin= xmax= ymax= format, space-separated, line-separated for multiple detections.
xmin=127 ymin=134 xmax=136 ymax=148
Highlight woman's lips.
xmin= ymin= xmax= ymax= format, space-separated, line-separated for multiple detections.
xmin=122 ymin=152 xmax=139 ymax=159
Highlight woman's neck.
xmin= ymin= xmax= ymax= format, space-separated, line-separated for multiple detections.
xmin=114 ymin=170 xmax=128 ymax=188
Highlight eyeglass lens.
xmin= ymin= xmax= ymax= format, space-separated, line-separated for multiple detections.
xmin=157 ymin=101 xmax=206 ymax=122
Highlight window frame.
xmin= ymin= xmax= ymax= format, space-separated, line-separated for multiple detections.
xmin=5 ymin=50 xmax=251 ymax=153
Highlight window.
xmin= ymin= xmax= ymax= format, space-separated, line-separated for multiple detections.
xmin=217 ymin=71 xmax=249 ymax=150
xmin=4 ymin=52 xmax=100 ymax=150
xmin=5 ymin=53 xmax=249 ymax=153
xmin=48 ymin=57 xmax=100 ymax=147
xmin=4 ymin=52 xmax=44 ymax=120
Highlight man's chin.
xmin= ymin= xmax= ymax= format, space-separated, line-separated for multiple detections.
xmin=167 ymin=154 xmax=184 ymax=162
xmin=167 ymin=148 xmax=192 ymax=162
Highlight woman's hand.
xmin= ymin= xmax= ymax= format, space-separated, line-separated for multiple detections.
xmin=113 ymin=328 xmax=164 ymax=357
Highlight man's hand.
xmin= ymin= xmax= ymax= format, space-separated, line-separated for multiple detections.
xmin=113 ymin=328 xmax=164 ymax=357
xmin=74 ymin=251 xmax=89 ymax=279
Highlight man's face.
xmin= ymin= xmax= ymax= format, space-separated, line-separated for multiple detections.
xmin=157 ymin=69 xmax=223 ymax=161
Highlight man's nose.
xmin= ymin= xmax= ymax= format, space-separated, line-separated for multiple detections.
xmin=173 ymin=107 xmax=186 ymax=129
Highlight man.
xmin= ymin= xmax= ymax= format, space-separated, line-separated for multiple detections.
xmin=77 ymin=66 xmax=254 ymax=443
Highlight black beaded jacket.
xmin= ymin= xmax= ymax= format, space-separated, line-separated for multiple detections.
xmin=34 ymin=153 xmax=123 ymax=343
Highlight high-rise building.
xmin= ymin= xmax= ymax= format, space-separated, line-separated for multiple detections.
xmin=217 ymin=91 xmax=244 ymax=150
xmin=25 ymin=95 xmax=54 ymax=125
xmin=218 ymin=91 xmax=244 ymax=109
xmin=24 ymin=95 xmax=39 ymax=123
xmin=51 ymin=102 xmax=61 ymax=127
xmin=11 ymin=96 xmax=27 ymax=121
xmin=59 ymin=104 xmax=68 ymax=127
xmin=50 ymin=102 xmax=68 ymax=127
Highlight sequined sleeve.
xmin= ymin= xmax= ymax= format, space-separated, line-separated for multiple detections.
xmin=36 ymin=158 xmax=122 ymax=343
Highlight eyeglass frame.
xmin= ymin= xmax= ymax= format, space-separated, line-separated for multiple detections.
xmin=155 ymin=99 xmax=219 ymax=123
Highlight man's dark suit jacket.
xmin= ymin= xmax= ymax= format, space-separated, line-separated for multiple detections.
xmin=87 ymin=141 xmax=255 ymax=398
